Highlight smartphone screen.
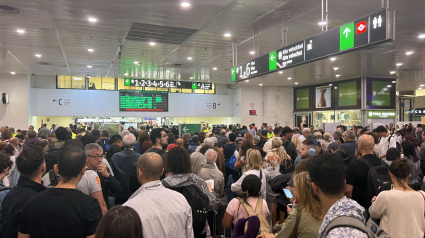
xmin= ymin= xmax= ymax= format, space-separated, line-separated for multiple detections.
xmin=283 ymin=188 xmax=293 ymax=199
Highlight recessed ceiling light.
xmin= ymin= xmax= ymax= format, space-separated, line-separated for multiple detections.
xmin=334 ymin=87 xmax=338 ymax=89
xmin=279 ymin=71 xmax=283 ymax=74
xmin=124 ymin=73 xmax=128 ymax=76
xmin=74 ymin=77 xmax=82 ymax=80
xmin=406 ymin=51 xmax=413 ymax=55
xmin=295 ymin=82 xmax=298 ymax=85
xmin=35 ymin=54 xmax=41 ymax=57
xmin=318 ymin=22 xmax=326 ymax=25
xmin=392 ymin=81 xmax=396 ymax=83
xmin=16 ymin=29 xmax=25 ymax=33
xmin=383 ymin=88 xmax=388 ymax=91
xmin=181 ymin=2 xmax=190 ymax=7
xmin=224 ymin=33 xmax=231 ymax=37
xmin=88 ymin=49 xmax=94 ymax=52
xmin=420 ymin=84 xmax=424 ymax=87
xmin=390 ymin=71 xmax=396 ymax=74
xmin=329 ymin=84 xmax=333 ymax=86
xmin=288 ymin=77 xmax=292 ymax=80
xmin=330 ymin=57 xmax=336 ymax=61
xmin=387 ymin=85 xmax=392 ymax=87
xmin=11 ymin=72 xmax=15 ymax=75
xmin=87 ymin=65 xmax=92 ymax=68
xmin=166 ymin=70 xmax=170 ymax=73
xmin=187 ymin=57 xmax=192 ymax=60
xmin=245 ymin=80 xmax=249 ymax=82
xmin=419 ymin=34 xmax=425 ymax=39
xmin=134 ymin=61 xmax=139 ymax=64
xmin=250 ymin=51 xmax=255 ymax=54
xmin=88 ymin=18 xmax=97 ymax=22
xmin=419 ymin=88 xmax=423 ymax=90
xmin=213 ymin=67 xmax=217 ymax=70
xmin=396 ymin=63 xmax=402 ymax=66
xmin=190 ymin=77 xmax=193 ymax=79
xmin=333 ymin=67 xmax=339 ymax=70
xmin=336 ymin=75 xmax=340 ymax=77
xmin=259 ymin=84 xmax=263 ymax=86
xmin=149 ymin=42 xmax=156 ymax=46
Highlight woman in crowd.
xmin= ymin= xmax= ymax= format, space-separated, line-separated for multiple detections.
xmin=369 ymin=158 xmax=425 ymax=238
xmin=264 ymin=138 xmax=288 ymax=173
xmin=385 ymin=148 xmax=401 ymax=166
xmin=135 ymin=131 xmax=150 ymax=154
xmin=223 ymin=175 xmax=270 ymax=229
xmin=232 ymin=148 xmax=267 ymax=200
xmin=2 ymin=144 xmax=17 ymax=187
xmin=0 ymin=129 xmax=12 ymax=143
xmin=369 ymin=132 xmax=381 ymax=159
xmin=260 ymin=171 xmax=324 ymax=238
xmin=292 ymin=136 xmax=301 ymax=152
xmin=0 ymin=152 xmax=12 ymax=235
xmin=400 ymin=141 xmax=421 ymax=190
xmin=244 ymin=132 xmax=254 ymax=143
xmin=322 ymin=133 xmax=332 ymax=152
xmin=190 ymin=152 xmax=206 ymax=175
xmin=95 ymin=205 xmax=143 ymax=238
xmin=403 ymin=135 xmax=420 ymax=159
xmin=234 ymin=140 xmax=255 ymax=174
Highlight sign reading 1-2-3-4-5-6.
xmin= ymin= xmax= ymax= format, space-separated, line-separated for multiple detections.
xmin=231 ymin=9 xmax=393 ymax=82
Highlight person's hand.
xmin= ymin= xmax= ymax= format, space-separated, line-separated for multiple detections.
xmin=287 ymin=205 xmax=292 ymax=213
xmin=97 ymin=164 xmax=109 ymax=178
xmin=206 ymin=181 xmax=213 ymax=193
xmin=371 ymin=196 xmax=377 ymax=203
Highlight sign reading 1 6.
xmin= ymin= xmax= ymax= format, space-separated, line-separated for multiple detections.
xmin=245 ymin=63 xmax=251 ymax=76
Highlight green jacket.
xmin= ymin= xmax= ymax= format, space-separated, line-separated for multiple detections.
xmin=275 ymin=204 xmax=322 ymax=238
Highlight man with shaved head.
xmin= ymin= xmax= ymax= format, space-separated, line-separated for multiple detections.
xmin=124 ymin=153 xmax=194 ymax=238
xmin=345 ymin=134 xmax=387 ymax=209
xmin=339 ymin=130 xmax=358 ymax=163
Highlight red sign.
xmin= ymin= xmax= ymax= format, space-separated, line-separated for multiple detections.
xmin=356 ymin=21 xmax=366 ymax=34
xmin=249 ymin=110 xmax=256 ymax=115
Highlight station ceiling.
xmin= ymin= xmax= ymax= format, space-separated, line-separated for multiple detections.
xmin=0 ymin=0 xmax=424 ymax=91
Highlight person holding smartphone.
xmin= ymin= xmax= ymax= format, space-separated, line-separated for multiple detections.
xmin=259 ymin=171 xmax=324 ymax=238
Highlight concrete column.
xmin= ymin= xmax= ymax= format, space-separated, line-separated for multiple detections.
xmin=263 ymin=86 xmax=294 ymax=127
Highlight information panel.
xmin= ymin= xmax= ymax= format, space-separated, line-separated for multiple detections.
xmin=366 ymin=77 xmax=396 ymax=109
xmin=231 ymin=9 xmax=391 ymax=82
xmin=119 ymin=90 xmax=168 ymax=112
xmin=125 ymin=79 xmax=212 ymax=90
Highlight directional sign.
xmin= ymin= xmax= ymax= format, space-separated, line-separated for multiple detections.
xmin=179 ymin=124 xmax=202 ymax=136
xmin=231 ymin=9 xmax=392 ymax=82
xmin=340 ymin=22 xmax=354 ymax=51
xmin=126 ymin=79 xmax=211 ymax=90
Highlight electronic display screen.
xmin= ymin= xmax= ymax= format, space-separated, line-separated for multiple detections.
xmin=124 ymin=79 xmax=212 ymax=90
xmin=119 ymin=90 xmax=168 ymax=112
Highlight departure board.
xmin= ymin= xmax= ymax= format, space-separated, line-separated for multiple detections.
xmin=124 ymin=79 xmax=212 ymax=90
xmin=119 ymin=90 xmax=168 ymax=112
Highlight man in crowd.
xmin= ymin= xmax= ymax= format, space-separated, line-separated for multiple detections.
xmin=309 ymin=125 xmax=315 ymax=133
xmin=85 ymin=143 xmax=121 ymax=209
xmin=111 ymin=133 xmax=141 ymax=204
xmin=199 ymin=149 xmax=225 ymax=198
xmin=38 ymin=124 xmax=50 ymax=138
xmin=188 ymin=136 xmax=199 ymax=154
xmin=98 ymin=129 xmax=110 ymax=151
xmin=124 ymin=153 xmax=193 ymax=238
xmin=309 ymin=153 xmax=368 ymax=238
xmin=166 ymin=133 xmax=177 ymax=151
xmin=28 ymin=126 xmax=34 ymax=132
xmin=2 ymin=146 xmax=46 ymax=238
xmin=23 ymin=131 xmax=39 ymax=150
xmin=50 ymin=124 xmax=57 ymax=133
xmin=345 ymin=134 xmax=383 ymax=209
xmin=263 ymin=127 xmax=282 ymax=152
xmin=44 ymin=126 xmax=68 ymax=172
xmin=281 ymin=126 xmax=298 ymax=162
xmin=146 ymin=128 xmax=168 ymax=160
xmin=217 ymin=129 xmax=228 ymax=148
xmin=376 ymin=125 xmax=397 ymax=162
xmin=223 ymin=133 xmax=237 ymax=184
xmin=298 ymin=128 xmax=311 ymax=144
xmin=9 ymin=137 xmax=22 ymax=157
xmin=248 ymin=124 xmax=256 ymax=135
xmin=338 ymin=130 xmax=358 ymax=163
xmin=18 ymin=147 xmax=102 ymax=238
xmin=326 ymin=130 xmax=343 ymax=154
xmin=292 ymin=127 xmax=301 ymax=139
xmin=258 ymin=129 xmax=267 ymax=147
xmin=267 ymin=125 xmax=275 ymax=139
xmin=294 ymin=139 xmax=315 ymax=167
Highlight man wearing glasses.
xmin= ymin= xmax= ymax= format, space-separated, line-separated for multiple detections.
xmin=85 ymin=143 xmax=121 ymax=209
xmin=298 ymin=128 xmax=311 ymax=144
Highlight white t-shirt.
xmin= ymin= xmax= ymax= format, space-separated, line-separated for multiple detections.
xmin=380 ymin=135 xmax=397 ymax=160
xmin=42 ymin=170 xmax=102 ymax=195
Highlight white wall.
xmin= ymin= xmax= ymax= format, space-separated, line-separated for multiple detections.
xmin=0 ymin=73 xmax=30 ymax=130
xmin=240 ymin=87 xmax=264 ymax=127
xmin=31 ymin=88 xmax=233 ymax=117
xmin=33 ymin=75 xmax=56 ymax=89
xmin=263 ymin=87 xmax=294 ymax=127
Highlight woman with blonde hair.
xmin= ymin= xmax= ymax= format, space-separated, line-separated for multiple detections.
xmin=259 ymin=171 xmax=324 ymax=238
xmin=264 ymin=138 xmax=289 ymax=172
xmin=322 ymin=133 xmax=332 ymax=152
xmin=292 ymin=136 xmax=301 ymax=152
xmin=244 ymin=132 xmax=254 ymax=143
xmin=231 ymin=148 xmax=267 ymax=199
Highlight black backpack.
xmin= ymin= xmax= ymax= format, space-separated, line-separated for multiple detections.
xmin=162 ymin=180 xmax=209 ymax=236
xmin=358 ymin=158 xmax=391 ymax=202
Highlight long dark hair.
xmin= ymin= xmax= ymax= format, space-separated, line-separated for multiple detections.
xmin=240 ymin=140 xmax=254 ymax=158
xmin=389 ymin=158 xmax=411 ymax=190
xmin=95 ymin=205 xmax=143 ymax=238
xmin=401 ymin=141 xmax=419 ymax=162
xmin=236 ymin=174 xmax=261 ymax=214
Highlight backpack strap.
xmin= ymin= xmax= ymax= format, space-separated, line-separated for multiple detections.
xmin=358 ymin=157 xmax=374 ymax=169
xmin=323 ymin=216 xmax=369 ymax=236
xmin=289 ymin=208 xmax=302 ymax=238
xmin=238 ymin=198 xmax=256 ymax=216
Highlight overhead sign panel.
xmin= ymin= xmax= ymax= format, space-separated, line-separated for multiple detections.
xmin=232 ymin=9 xmax=392 ymax=82
xmin=125 ymin=79 xmax=211 ymax=90
xmin=119 ymin=90 xmax=168 ymax=112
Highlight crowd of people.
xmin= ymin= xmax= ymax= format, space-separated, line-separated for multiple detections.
xmin=0 ymin=121 xmax=424 ymax=238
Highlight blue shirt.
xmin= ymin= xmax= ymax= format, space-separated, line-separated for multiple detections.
xmin=294 ymin=154 xmax=301 ymax=167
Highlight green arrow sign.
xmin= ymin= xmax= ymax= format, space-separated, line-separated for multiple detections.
xmin=192 ymin=83 xmax=197 ymax=89
xmin=269 ymin=51 xmax=277 ymax=71
xmin=124 ymin=78 xmax=131 ymax=86
xmin=340 ymin=22 xmax=354 ymax=51
xmin=231 ymin=66 xmax=236 ymax=82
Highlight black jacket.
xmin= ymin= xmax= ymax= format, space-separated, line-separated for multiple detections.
xmin=2 ymin=176 xmax=46 ymax=238
xmin=96 ymin=168 xmax=122 ymax=209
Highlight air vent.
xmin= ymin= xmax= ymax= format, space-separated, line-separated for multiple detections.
xmin=172 ymin=63 xmax=183 ymax=67
xmin=37 ymin=62 xmax=52 ymax=65
xmin=0 ymin=6 xmax=22 ymax=14
xmin=127 ymin=22 xmax=197 ymax=45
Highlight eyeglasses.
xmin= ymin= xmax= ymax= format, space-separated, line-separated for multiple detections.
xmin=88 ymin=155 xmax=102 ymax=159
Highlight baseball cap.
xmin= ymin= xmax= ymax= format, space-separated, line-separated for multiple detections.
xmin=281 ymin=126 xmax=294 ymax=135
